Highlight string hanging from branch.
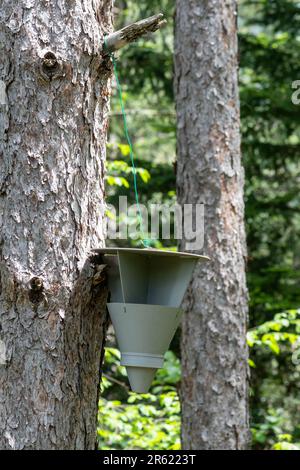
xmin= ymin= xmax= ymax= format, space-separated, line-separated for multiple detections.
xmin=104 ymin=37 xmax=150 ymax=247
xmin=103 ymin=14 xmax=166 ymax=247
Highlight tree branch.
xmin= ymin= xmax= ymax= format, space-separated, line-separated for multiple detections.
xmin=103 ymin=14 xmax=167 ymax=53
xmin=102 ymin=373 xmax=130 ymax=392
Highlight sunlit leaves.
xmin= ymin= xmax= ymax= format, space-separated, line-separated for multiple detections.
xmin=248 ymin=309 xmax=300 ymax=355
xmin=98 ymin=348 xmax=181 ymax=450
xmin=105 ymin=158 xmax=151 ymax=190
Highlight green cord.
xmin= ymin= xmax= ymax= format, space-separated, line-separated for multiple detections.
xmin=104 ymin=38 xmax=150 ymax=248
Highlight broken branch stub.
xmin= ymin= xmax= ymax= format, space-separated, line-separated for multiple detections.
xmin=104 ymin=13 xmax=167 ymax=53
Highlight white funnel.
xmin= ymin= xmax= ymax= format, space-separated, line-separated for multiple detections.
xmin=94 ymin=248 xmax=209 ymax=393
xmin=107 ymin=303 xmax=182 ymax=393
xmin=126 ymin=367 xmax=157 ymax=394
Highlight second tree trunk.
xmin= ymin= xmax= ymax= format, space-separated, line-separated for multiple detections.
xmin=174 ymin=0 xmax=250 ymax=450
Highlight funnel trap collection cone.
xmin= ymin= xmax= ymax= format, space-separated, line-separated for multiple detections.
xmin=95 ymin=248 xmax=209 ymax=393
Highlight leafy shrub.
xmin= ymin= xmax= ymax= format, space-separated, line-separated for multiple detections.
xmin=249 ymin=309 xmax=300 ymax=449
xmin=97 ymin=349 xmax=181 ymax=450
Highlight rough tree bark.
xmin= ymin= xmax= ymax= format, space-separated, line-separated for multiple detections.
xmin=0 ymin=0 xmax=114 ymax=449
xmin=174 ymin=0 xmax=250 ymax=449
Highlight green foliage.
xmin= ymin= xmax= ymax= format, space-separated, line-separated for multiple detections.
xmin=249 ymin=309 xmax=300 ymax=449
xmin=273 ymin=439 xmax=300 ymax=451
xmin=239 ymin=0 xmax=300 ymax=450
xmin=247 ymin=309 xmax=300 ymax=358
xmin=240 ymin=0 xmax=300 ymax=325
xmin=106 ymin=157 xmax=151 ymax=189
xmin=98 ymin=349 xmax=181 ymax=450
xmin=251 ymin=410 xmax=300 ymax=450
xmin=98 ymin=395 xmax=180 ymax=450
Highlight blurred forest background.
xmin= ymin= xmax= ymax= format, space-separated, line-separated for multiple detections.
xmin=98 ymin=0 xmax=300 ymax=450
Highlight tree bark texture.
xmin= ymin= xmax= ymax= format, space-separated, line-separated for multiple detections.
xmin=0 ymin=0 xmax=114 ymax=449
xmin=174 ymin=0 xmax=250 ymax=450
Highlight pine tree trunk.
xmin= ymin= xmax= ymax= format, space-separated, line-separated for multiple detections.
xmin=174 ymin=0 xmax=250 ymax=449
xmin=0 ymin=0 xmax=113 ymax=450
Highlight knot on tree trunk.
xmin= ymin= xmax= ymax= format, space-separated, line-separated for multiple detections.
xmin=39 ymin=52 xmax=64 ymax=82
xmin=28 ymin=276 xmax=45 ymax=305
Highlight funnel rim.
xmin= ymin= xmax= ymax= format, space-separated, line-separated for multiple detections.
xmin=107 ymin=302 xmax=182 ymax=311
xmin=93 ymin=247 xmax=209 ymax=261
